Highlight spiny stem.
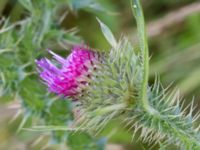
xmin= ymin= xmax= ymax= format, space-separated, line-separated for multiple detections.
xmin=130 ymin=0 xmax=153 ymax=113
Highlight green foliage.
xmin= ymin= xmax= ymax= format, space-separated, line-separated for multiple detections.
xmin=127 ymin=81 xmax=200 ymax=149
xmin=1 ymin=0 xmax=200 ymax=149
xmin=0 ymin=0 xmax=108 ymax=149
xmin=71 ymin=0 xmax=200 ymax=149
xmin=77 ymin=36 xmax=200 ymax=149
xmin=97 ymin=18 xmax=117 ymax=48
xmin=79 ymin=38 xmax=142 ymax=132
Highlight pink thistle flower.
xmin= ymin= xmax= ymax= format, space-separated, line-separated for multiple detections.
xmin=36 ymin=45 xmax=100 ymax=99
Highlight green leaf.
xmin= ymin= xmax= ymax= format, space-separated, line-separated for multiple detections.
xmin=96 ymin=17 xmax=117 ymax=48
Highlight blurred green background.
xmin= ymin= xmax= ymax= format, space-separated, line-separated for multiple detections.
xmin=0 ymin=0 xmax=200 ymax=150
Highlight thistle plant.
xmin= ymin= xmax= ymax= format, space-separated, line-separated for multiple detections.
xmin=0 ymin=0 xmax=108 ymax=149
xmin=1 ymin=0 xmax=200 ymax=149
xmin=34 ymin=0 xmax=200 ymax=149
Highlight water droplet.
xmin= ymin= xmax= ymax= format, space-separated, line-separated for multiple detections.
xmin=133 ymin=5 xmax=137 ymax=8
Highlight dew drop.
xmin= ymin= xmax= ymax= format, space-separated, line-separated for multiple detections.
xmin=133 ymin=5 xmax=137 ymax=8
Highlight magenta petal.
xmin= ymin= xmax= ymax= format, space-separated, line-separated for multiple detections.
xmin=36 ymin=45 xmax=99 ymax=98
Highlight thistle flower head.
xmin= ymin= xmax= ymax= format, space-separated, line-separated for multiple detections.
xmin=36 ymin=45 xmax=100 ymax=99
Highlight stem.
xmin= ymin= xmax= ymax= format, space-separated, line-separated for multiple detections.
xmin=131 ymin=0 xmax=159 ymax=115
xmin=130 ymin=0 xmax=151 ymax=111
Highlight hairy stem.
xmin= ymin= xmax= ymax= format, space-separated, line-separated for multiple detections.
xmin=130 ymin=0 xmax=154 ymax=113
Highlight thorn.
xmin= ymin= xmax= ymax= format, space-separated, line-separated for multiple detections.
xmin=9 ymin=110 xmax=22 ymax=124
xmin=30 ymin=135 xmax=46 ymax=147
xmin=17 ymin=114 xmax=29 ymax=133
xmin=192 ymin=111 xmax=200 ymax=123
xmin=41 ymin=142 xmax=50 ymax=150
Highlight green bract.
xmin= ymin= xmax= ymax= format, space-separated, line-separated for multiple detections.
xmin=79 ymin=38 xmax=142 ymax=132
xmin=77 ymin=36 xmax=200 ymax=149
